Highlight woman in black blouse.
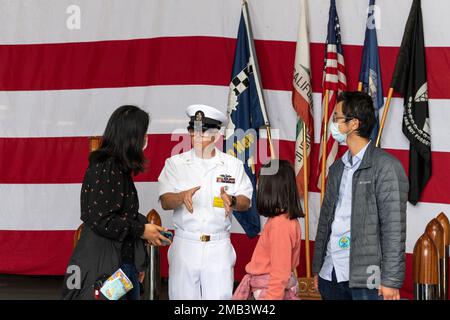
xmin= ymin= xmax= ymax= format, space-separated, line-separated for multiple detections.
xmin=62 ymin=105 xmax=171 ymax=300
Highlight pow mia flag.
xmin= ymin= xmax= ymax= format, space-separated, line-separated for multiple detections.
xmin=391 ymin=0 xmax=431 ymax=205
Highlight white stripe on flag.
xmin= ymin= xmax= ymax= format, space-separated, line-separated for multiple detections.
xmin=326 ymin=59 xmax=338 ymax=68
xmin=1 ymin=87 xmax=450 ymax=153
xmin=325 ymin=74 xmax=339 ymax=83
xmin=1 ymin=0 xmax=449 ymax=46
xmin=0 ymin=182 xmax=264 ymax=235
xmin=338 ymin=71 xmax=347 ymax=84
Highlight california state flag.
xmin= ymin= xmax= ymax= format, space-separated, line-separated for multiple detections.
xmin=292 ymin=0 xmax=314 ymax=196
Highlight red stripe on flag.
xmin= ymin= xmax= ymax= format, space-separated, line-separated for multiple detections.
xmin=0 ymin=37 xmax=235 ymax=91
xmin=1 ymin=136 xmax=450 ymax=205
xmin=0 ymin=38 xmax=450 ymax=99
xmin=0 ymin=137 xmax=90 ymax=184
xmin=0 ymin=135 xmax=181 ymax=184
xmin=0 ymin=230 xmax=74 ymax=275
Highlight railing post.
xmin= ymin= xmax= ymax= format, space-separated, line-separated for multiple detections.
xmin=436 ymin=212 xmax=450 ymax=300
xmin=144 ymin=209 xmax=162 ymax=300
xmin=414 ymin=233 xmax=439 ymax=300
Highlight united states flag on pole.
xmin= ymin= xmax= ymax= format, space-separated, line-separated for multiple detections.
xmin=292 ymin=0 xmax=313 ymax=196
xmin=317 ymin=0 xmax=347 ymax=190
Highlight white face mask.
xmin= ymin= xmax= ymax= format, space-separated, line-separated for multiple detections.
xmin=329 ymin=121 xmax=348 ymax=143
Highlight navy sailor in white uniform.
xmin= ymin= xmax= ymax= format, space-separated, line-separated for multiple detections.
xmin=158 ymin=104 xmax=253 ymax=300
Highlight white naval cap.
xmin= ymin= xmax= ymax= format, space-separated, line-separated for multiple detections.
xmin=186 ymin=104 xmax=227 ymax=129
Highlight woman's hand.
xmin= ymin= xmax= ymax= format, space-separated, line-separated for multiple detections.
xmin=141 ymin=224 xmax=171 ymax=246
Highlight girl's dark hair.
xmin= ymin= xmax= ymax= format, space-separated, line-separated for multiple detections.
xmin=257 ymin=159 xmax=304 ymax=219
xmin=90 ymin=105 xmax=150 ymax=175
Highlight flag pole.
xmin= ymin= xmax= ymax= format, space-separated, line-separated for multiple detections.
xmin=302 ymin=121 xmax=311 ymax=278
xmin=357 ymin=82 xmax=363 ymax=92
xmin=242 ymin=0 xmax=275 ymax=160
xmin=265 ymin=124 xmax=276 ymax=160
xmin=375 ymin=87 xmax=394 ymax=147
xmin=320 ymin=89 xmax=330 ymax=204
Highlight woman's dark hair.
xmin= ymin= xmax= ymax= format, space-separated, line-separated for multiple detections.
xmin=90 ymin=105 xmax=149 ymax=175
xmin=337 ymin=91 xmax=376 ymax=139
xmin=257 ymin=160 xmax=304 ymax=219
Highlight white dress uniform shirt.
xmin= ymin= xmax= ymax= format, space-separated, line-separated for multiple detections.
xmin=319 ymin=141 xmax=370 ymax=283
xmin=158 ymin=147 xmax=253 ymax=234
xmin=158 ymin=147 xmax=253 ymax=300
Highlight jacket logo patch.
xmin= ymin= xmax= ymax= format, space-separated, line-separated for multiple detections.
xmin=359 ymin=180 xmax=371 ymax=185
xmin=338 ymin=236 xmax=350 ymax=249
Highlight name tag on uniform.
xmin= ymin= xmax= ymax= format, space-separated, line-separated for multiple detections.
xmin=216 ymin=174 xmax=235 ymax=184
xmin=213 ymin=196 xmax=224 ymax=208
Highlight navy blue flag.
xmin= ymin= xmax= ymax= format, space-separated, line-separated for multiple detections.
xmin=224 ymin=10 xmax=266 ymax=238
xmin=359 ymin=0 xmax=384 ymax=142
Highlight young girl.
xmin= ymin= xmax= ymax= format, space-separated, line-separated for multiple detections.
xmin=233 ymin=160 xmax=303 ymax=300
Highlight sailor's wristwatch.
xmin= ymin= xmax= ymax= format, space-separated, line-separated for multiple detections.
xmin=230 ymin=195 xmax=237 ymax=208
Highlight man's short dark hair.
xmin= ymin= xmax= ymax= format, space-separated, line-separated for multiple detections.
xmin=337 ymin=91 xmax=376 ymax=139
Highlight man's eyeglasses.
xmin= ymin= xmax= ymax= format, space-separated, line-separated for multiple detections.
xmin=332 ymin=115 xmax=354 ymax=123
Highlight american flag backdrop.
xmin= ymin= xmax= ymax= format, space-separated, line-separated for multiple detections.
xmin=317 ymin=0 xmax=347 ymax=191
xmin=0 ymin=0 xmax=450 ymax=300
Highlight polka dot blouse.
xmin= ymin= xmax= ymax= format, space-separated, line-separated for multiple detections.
xmin=80 ymin=156 xmax=146 ymax=262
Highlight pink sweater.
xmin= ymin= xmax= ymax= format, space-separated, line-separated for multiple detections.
xmin=232 ymin=273 xmax=299 ymax=300
xmin=243 ymin=213 xmax=301 ymax=300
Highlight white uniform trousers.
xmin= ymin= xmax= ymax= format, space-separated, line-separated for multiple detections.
xmin=168 ymin=230 xmax=236 ymax=300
